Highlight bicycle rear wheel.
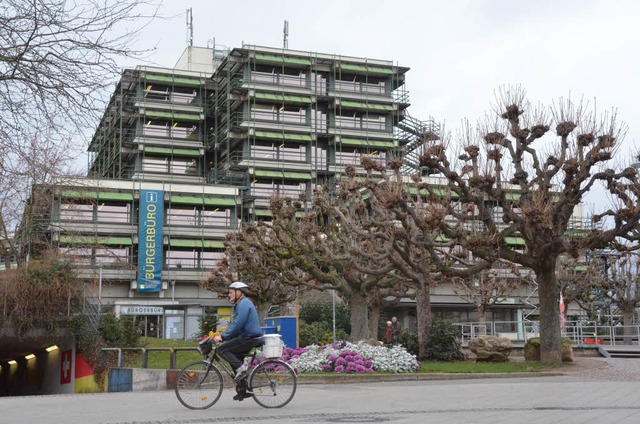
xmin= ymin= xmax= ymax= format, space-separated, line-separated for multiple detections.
xmin=175 ymin=361 xmax=223 ymax=409
xmin=248 ymin=359 xmax=297 ymax=408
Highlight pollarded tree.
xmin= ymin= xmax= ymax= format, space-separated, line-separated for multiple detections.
xmin=417 ymin=87 xmax=640 ymax=363
xmin=265 ymin=194 xmax=400 ymax=341
xmin=595 ymin=252 xmax=640 ymax=344
xmin=345 ymin=158 xmax=494 ymax=358
xmin=453 ymin=261 xmax=530 ymax=324
xmin=556 ymin=254 xmax=606 ymax=320
xmin=202 ymin=224 xmax=302 ymax=324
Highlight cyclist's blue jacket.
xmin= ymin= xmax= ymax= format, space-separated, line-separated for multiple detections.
xmin=221 ymin=296 xmax=262 ymax=340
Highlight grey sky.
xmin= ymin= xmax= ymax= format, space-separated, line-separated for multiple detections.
xmin=126 ymin=0 xmax=640 ymax=210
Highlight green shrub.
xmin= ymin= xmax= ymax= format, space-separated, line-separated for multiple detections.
xmin=396 ymin=329 xmax=419 ymax=356
xmin=198 ymin=307 xmax=218 ymax=337
xmin=425 ymin=320 xmax=466 ymax=361
xmin=298 ymin=298 xmax=350 ymax=346
xmin=298 ymin=320 xmax=348 ymax=347
xmin=299 ymin=299 xmax=350 ymax=335
xmin=98 ymin=314 xmax=140 ymax=347
xmin=71 ymin=315 xmax=110 ymax=387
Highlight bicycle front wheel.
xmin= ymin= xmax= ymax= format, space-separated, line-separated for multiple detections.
xmin=248 ymin=359 xmax=297 ymax=408
xmin=175 ymin=361 xmax=223 ymax=409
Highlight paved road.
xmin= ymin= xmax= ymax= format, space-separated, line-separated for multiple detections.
xmin=1 ymin=358 xmax=639 ymax=424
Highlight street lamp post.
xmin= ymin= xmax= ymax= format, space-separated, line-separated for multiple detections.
xmin=98 ymin=264 xmax=103 ymax=314
xmin=332 ymin=289 xmax=336 ymax=343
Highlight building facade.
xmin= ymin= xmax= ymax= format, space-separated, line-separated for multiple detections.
xmin=42 ymin=45 xmax=584 ymax=340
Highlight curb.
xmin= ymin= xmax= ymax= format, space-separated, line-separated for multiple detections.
xmin=295 ymin=357 xmax=611 ymax=384
xmin=296 ymin=371 xmax=565 ymax=385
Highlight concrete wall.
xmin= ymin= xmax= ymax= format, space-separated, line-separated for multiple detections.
xmin=108 ymin=368 xmax=179 ymax=392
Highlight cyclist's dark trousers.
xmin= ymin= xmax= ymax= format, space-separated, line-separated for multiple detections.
xmin=217 ymin=337 xmax=263 ymax=371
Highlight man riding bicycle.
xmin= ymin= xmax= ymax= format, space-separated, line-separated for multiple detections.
xmin=212 ymin=281 xmax=263 ymax=401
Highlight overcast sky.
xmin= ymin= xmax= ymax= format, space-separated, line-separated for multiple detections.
xmin=126 ymin=0 xmax=640 ymax=211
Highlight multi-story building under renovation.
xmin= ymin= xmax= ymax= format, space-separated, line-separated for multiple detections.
xmin=41 ymin=45 xmax=573 ymax=340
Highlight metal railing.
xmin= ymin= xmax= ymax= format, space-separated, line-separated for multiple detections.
xmin=101 ymin=347 xmax=200 ymax=369
xmin=454 ymin=320 xmax=640 ymax=347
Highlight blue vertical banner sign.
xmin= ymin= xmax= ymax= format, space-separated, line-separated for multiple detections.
xmin=138 ymin=189 xmax=164 ymax=292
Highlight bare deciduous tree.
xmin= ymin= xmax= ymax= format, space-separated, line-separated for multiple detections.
xmin=596 ymin=252 xmax=640 ymax=344
xmin=1 ymin=0 xmax=160 ymax=264
xmin=1 ymin=0 xmax=159 ymax=142
xmin=556 ymin=255 xmax=605 ymax=318
xmin=418 ymin=87 xmax=640 ymax=363
xmin=0 ymin=251 xmax=81 ymax=335
xmin=202 ymin=224 xmax=302 ymax=323
xmin=327 ymin=159 xmax=493 ymax=358
xmin=453 ymin=261 xmax=529 ymax=324
xmin=263 ymin=195 xmax=401 ymax=341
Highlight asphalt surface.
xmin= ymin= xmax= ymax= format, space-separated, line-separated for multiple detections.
xmin=1 ymin=357 xmax=639 ymax=424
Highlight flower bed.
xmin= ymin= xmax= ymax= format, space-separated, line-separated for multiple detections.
xmin=278 ymin=341 xmax=420 ymax=374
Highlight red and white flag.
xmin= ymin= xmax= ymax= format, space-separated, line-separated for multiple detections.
xmin=60 ymin=350 xmax=73 ymax=384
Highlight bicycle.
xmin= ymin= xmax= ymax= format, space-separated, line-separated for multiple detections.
xmin=174 ymin=336 xmax=297 ymax=409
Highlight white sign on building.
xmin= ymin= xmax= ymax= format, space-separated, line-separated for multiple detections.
xmin=121 ymin=306 xmax=164 ymax=315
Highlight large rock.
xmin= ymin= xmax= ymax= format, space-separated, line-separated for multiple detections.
xmin=468 ymin=335 xmax=512 ymax=362
xmin=524 ymin=337 xmax=574 ymax=362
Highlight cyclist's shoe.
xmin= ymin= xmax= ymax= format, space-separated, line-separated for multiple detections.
xmin=232 ymin=391 xmax=253 ymax=401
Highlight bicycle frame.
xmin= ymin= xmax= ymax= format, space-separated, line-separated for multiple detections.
xmin=203 ymin=341 xmax=260 ymax=378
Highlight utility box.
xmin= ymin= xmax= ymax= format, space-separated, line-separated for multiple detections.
xmin=263 ymin=316 xmax=297 ymax=348
xmin=262 ymin=326 xmax=277 ymax=335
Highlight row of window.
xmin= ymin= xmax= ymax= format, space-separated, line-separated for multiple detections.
xmin=59 ymin=246 xmax=223 ymax=269
xmin=249 ymin=67 xmax=387 ymax=96
xmin=138 ymin=70 xmax=389 ymax=105
xmin=60 ymin=203 xmax=233 ymax=227
xmin=143 ymin=123 xmax=199 ymax=140
xmin=249 ymin=144 xmax=386 ymax=165
xmin=250 ymin=104 xmax=389 ymax=131
xmin=142 ymin=86 xmax=199 ymax=105
xmin=142 ymin=157 xmax=199 ymax=176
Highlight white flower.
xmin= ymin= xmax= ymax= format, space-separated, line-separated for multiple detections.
xmin=290 ymin=341 xmax=419 ymax=373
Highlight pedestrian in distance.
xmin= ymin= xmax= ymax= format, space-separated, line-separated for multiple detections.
xmin=390 ymin=316 xmax=400 ymax=344
xmin=385 ymin=321 xmax=392 ymax=344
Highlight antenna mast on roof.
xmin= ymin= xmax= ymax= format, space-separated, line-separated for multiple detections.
xmin=283 ymin=20 xmax=289 ymax=49
xmin=186 ymin=8 xmax=194 ymax=46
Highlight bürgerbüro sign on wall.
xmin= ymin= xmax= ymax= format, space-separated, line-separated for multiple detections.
xmin=137 ymin=189 xmax=164 ymax=292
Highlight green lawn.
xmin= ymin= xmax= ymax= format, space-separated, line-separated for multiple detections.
xmin=118 ymin=337 xmax=202 ymax=370
xmin=420 ymin=360 xmax=568 ymax=373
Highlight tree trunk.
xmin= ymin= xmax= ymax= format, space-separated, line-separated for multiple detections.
xmin=256 ymin=301 xmax=269 ymax=326
xmin=536 ymin=266 xmax=562 ymax=364
xmin=348 ymin=291 xmax=370 ymax=341
xmin=622 ymin=309 xmax=635 ymax=345
xmin=368 ymin=302 xmax=382 ymax=341
xmin=477 ymin=306 xmax=487 ymax=324
xmin=415 ymin=278 xmax=432 ymax=360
